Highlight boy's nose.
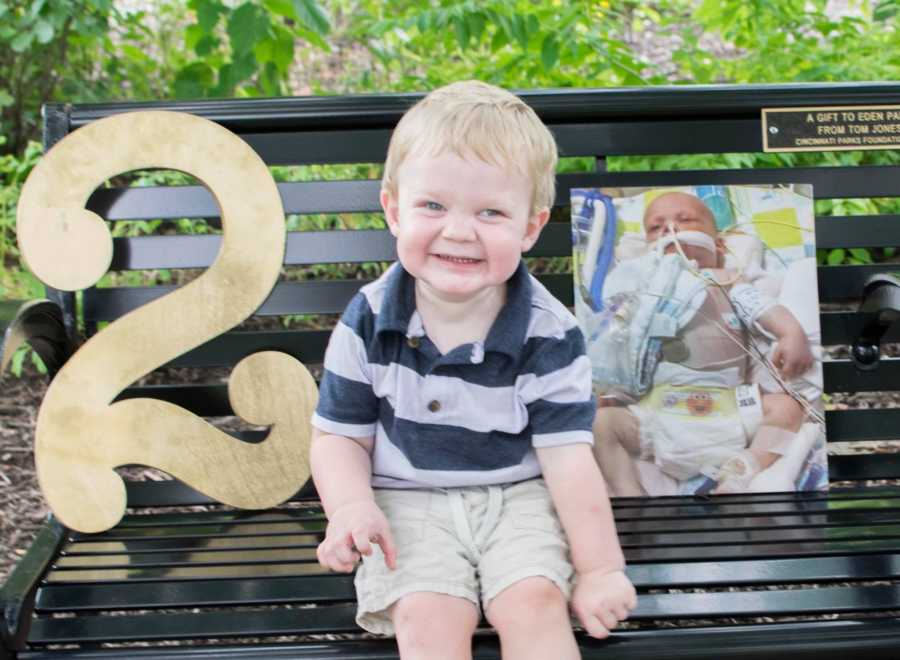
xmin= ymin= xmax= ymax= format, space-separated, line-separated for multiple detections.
xmin=442 ymin=212 xmax=476 ymax=240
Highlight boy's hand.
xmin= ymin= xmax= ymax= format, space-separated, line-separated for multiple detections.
xmin=772 ymin=328 xmax=814 ymax=380
xmin=571 ymin=569 xmax=637 ymax=639
xmin=316 ymin=500 xmax=397 ymax=573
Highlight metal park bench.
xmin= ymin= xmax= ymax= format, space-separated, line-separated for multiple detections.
xmin=3 ymin=82 xmax=900 ymax=659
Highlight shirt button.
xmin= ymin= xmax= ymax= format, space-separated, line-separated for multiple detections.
xmin=407 ymin=336 xmax=421 ymax=348
xmin=427 ymin=400 xmax=441 ymax=413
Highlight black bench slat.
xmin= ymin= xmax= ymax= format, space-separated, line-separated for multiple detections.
xmin=28 ymin=603 xmax=361 ymax=643
xmin=613 ymin=498 xmax=895 ymax=522
xmin=108 ymin=216 xmax=900 ymax=272
xmin=637 ymin=584 xmax=900 ymax=619
xmin=81 ymin=264 xmax=898 ymax=324
xmin=37 ymin=553 xmax=900 ymax=613
xmin=825 ymin=358 xmax=900 ymax=393
xmin=240 ymin=129 xmax=392 ymax=165
xmin=55 ymin=523 xmax=900 ymax=571
xmin=44 ymin=563 xmax=329 ymax=583
xmin=817 ymin=215 xmax=900 ymax=249
xmin=821 ymin=312 xmax=900 ymax=346
xmin=67 ymin=503 xmax=900 ymax=548
xmin=88 ymin=166 xmax=900 ymax=224
xmin=83 ymin=274 xmax=572 ymax=321
xmin=65 ymin=534 xmax=322 ymax=554
xmin=163 ymin=317 xmax=888 ymax=370
xmin=826 ymin=409 xmax=900 ymax=442
xmin=236 ymin=120 xmax=764 ymax=165
xmin=166 ymin=329 xmax=331 ymax=368
xmin=55 ymin=547 xmax=319 ymax=569
xmin=163 ymin=321 xmax=879 ymax=370
xmin=79 ymin=509 xmax=323 ymax=534
xmin=627 ymin=537 xmax=900 ymax=563
xmin=830 ymin=454 xmax=900 ymax=481
xmin=623 ymin=524 xmax=900 ymax=550
xmin=17 ymin=623 xmax=900 ymax=660
xmin=119 ymin=381 xmax=900 ymax=442
xmin=36 ymin=576 xmax=356 ymax=612
xmin=26 ymin=585 xmax=900 ymax=646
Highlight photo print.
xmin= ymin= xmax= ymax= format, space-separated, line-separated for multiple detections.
xmin=571 ymin=184 xmax=826 ymax=497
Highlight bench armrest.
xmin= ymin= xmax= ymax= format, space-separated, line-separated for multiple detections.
xmin=0 ymin=518 xmax=67 ymax=655
xmin=851 ymin=272 xmax=900 ymax=370
xmin=0 ymin=300 xmax=75 ymax=380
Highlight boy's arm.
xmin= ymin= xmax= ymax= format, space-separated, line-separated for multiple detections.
xmin=310 ymin=428 xmax=396 ymax=571
xmin=536 ymin=443 xmax=623 ymax=574
xmin=537 ymin=443 xmax=636 ymax=638
xmin=756 ymin=304 xmax=814 ymax=379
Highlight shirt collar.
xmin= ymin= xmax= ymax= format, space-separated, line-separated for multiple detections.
xmin=374 ymin=260 xmax=532 ymax=360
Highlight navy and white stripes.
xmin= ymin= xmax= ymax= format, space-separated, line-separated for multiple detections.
xmin=312 ymin=261 xmax=595 ymax=489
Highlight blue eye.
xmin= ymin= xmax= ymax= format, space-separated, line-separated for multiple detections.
xmin=480 ymin=209 xmax=501 ymax=218
xmin=425 ymin=201 xmax=444 ymax=211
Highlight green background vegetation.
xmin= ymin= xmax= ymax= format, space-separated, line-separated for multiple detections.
xmin=1 ymin=0 xmax=899 ymax=374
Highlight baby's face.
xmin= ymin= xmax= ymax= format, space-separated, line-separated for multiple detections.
xmin=643 ymin=192 xmax=722 ymax=267
xmin=643 ymin=192 xmax=718 ymax=242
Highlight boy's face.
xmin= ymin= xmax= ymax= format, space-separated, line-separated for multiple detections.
xmin=381 ymin=151 xmax=549 ymax=303
xmin=643 ymin=192 xmax=722 ymax=267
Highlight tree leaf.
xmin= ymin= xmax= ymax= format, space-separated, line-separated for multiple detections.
xmin=34 ymin=20 xmax=54 ymax=44
xmin=263 ymin=0 xmax=296 ymax=18
xmin=826 ymin=248 xmax=846 ymax=266
xmin=10 ymin=31 xmax=32 ymax=52
xmin=194 ymin=0 xmax=225 ymax=33
xmin=454 ymin=16 xmax=470 ymax=49
xmin=228 ymin=2 xmax=270 ymax=58
xmin=541 ymin=34 xmax=559 ymax=70
xmin=292 ymin=0 xmax=330 ymax=34
xmin=173 ymin=61 xmax=215 ymax=99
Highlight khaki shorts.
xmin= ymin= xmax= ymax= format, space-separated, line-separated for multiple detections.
xmin=354 ymin=478 xmax=573 ymax=635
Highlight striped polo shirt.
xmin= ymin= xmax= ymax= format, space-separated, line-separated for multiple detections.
xmin=311 ymin=260 xmax=595 ymax=489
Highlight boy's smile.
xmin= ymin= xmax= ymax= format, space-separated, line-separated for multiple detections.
xmin=381 ymin=151 xmax=549 ymax=304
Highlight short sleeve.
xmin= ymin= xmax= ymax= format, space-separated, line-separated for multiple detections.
xmin=519 ymin=325 xmax=596 ymax=448
xmin=312 ymin=293 xmax=379 ymax=438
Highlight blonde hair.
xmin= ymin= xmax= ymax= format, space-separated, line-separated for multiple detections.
xmin=382 ymin=80 xmax=558 ymax=212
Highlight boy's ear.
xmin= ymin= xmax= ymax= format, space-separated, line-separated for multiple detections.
xmin=381 ymin=189 xmax=400 ymax=237
xmin=521 ymin=207 xmax=551 ymax=253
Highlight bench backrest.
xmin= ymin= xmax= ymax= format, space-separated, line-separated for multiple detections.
xmin=42 ymin=83 xmax=900 ymax=507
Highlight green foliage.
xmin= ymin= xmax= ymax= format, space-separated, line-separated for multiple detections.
xmin=175 ymin=0 xmax=332 ymax=98
xmin=330 ymin=0 xmax=655 ymax=92
xmin=8 ymin=343 xmax=46 ymax=377
xmin=0 ymin=0 xmax=115 ymax=154
xmin=0 ymin=137 xmax=44 ymax=298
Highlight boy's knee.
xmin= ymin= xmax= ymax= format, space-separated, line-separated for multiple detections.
xmin=392 ymin=593 xmax=478 ymax=654
xmin=486 ymin=577 xmax=568 ymax=633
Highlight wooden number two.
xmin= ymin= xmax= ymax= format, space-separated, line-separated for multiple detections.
xmin=16 ymin=111 xmax=318 ymax=533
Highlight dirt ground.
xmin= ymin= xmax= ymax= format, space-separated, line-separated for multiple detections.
xmin=1 ymin=363 xmax=49 ymax=582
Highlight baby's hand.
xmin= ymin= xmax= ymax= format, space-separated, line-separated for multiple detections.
xmin=316 ymin=500 xmax=397 ymax=573
xmin=571 ymin=569 xmax=637 ymax=639
xmin=772 ymin=328 xmax=814 ymax=380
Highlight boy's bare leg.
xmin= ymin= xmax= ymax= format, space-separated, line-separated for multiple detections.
xmin=392 ymin=592 xmax=479 ymax=660
xmin=486 ymin=577 xmax=579 ymax=660
xmin=592 ymin=406 xmax=646 ymax=497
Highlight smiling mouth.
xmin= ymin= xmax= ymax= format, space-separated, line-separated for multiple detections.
xmin=435 ymin=254 xmax=482 ymax=264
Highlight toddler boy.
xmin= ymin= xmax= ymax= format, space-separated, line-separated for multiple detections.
xmin=592 ymin=191 xmax=815 ymax=496
xmin=310 ymin=80 xmax=636 ymax=660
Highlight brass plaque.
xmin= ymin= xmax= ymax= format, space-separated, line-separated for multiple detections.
xmin=762 ymin=105 xmax=900 ymax=152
